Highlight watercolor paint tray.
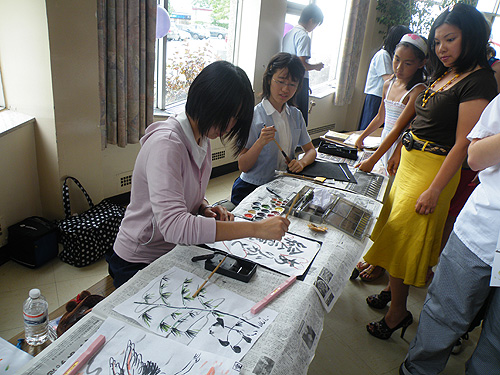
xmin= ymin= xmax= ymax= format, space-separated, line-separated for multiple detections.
xmin=240 ymin=196 xmax=291 ymax=221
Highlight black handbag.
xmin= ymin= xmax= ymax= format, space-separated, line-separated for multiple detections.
xmin=57 ymin=177 xmax=126 ymax=267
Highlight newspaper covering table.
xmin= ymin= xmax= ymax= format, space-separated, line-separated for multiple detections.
xmin=16 ymin=246 xmax=325 ymax=375
xmin=232 ymin=175 xmax=385 ymax=312
xmin=17 ymin=173 xmax=387 ymax=375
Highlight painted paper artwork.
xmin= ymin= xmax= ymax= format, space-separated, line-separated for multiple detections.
xmin=54 ymin=317 xmax=241 ymax=375
xmin=113 ymin=267 xmax=278 ymax=360
xmin=207 ymin=233 xmax=321 ymax=277
xmin=0 ymin=336 xmax=33 ymax=374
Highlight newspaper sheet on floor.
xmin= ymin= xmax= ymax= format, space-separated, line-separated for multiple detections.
xmin=232 ymin=176 xmax=384 ymax=312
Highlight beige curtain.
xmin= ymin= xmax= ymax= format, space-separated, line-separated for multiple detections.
xmin=334 ymin=0 xmax=370 ymax=106
xmin=97 ymin=0 xmax=157 ymax=148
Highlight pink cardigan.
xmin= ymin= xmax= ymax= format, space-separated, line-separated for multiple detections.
xmin=114 ymin=114 xmax=216 ymax=263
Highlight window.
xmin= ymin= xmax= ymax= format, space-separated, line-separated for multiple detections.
xmin=477 ymin=0 xmax=500 ymax=56
xmin=155 ymin=0 xmax=238 ymax=112
xmin=284 ymin=0 xmax=349 ymax=91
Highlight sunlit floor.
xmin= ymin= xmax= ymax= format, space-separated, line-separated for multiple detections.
xmin=0 ymin=170 xmax=479 ymax=374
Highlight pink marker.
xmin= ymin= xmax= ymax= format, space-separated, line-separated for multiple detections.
xmin=251 ymin=275 xmax=297 ymax=314
xmin=63 ymin=334 xmax=106 ymax=375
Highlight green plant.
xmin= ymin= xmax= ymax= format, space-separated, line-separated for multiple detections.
xmin=376 ymin=0 xmax=412 ymax=35
xmin=377 ymin=0 xmax=480 ymax=37
xmin=165 ymin=41 xmax=220 ymax=104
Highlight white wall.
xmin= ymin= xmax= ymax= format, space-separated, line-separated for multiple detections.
xmin=0 ymin=0 xmax=58 ymax=223
xmin=0 ymin=119 xmax=41 ymax=237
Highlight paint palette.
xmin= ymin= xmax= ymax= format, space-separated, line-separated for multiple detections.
xmin=242 ymin=198 xmax=289 ymax=221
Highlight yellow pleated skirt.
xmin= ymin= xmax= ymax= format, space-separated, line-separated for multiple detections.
xmin=364 ymin=147 xmax=460 ymax=287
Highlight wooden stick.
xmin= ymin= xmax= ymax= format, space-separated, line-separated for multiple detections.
xmin=285 ymin=193 xmax=300 ymax=219
xmin=273 ymin=139 xmax=292 ymax=164
xmin=192 ymin=255 xmax=228 ymax=297
xmin=264 ymin=124 xmax=292 ymax=163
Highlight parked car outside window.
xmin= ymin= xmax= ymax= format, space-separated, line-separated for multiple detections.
xmin=167 ymin=25 xmax=190 ymax=41
xmin=178 ymin=24 xmax=210 ymax=40
xmin=208 ymin=25 xmax=228 ymax=39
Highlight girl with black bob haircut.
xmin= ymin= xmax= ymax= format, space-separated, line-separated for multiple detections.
xmin=230 ymin=52 xmax=317 ymax=205
xmin=107 ymin=61 xmax=290 ymax=288
xmin=185 ymin=60 xmax=254 ymax=155
xmin=427 ymin=3 xmax=491 ymax=80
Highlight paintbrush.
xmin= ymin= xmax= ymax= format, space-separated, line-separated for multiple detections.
xmin=192 ymin=255 xmax=228 ymax=297
xmin=264 ymin=124 xmax=292 ymax=163
xmin=274 ymin=139 xmax=292 ymax=164
xmin=285 ymin=193 xmax=300 ymax=219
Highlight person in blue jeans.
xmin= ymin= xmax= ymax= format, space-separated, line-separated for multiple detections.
xmin=231 ymin=53 xmax=317 ymax=206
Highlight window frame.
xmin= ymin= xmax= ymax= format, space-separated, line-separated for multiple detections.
xmin=284 ymin=0 xmax=350 ymax=98
xmin=154 ymin=0 xmax=239 ymax=114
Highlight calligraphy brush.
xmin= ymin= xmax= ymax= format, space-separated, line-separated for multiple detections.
xmin=285 ymin=193 xmax=300 ymax=219
xmin=264 ymin=124 xmax=292 ymax=163
xmin=192 ymin=255 xmax=228 ymax=297
xmin=274 ymin=139 xmax=292 ymax=164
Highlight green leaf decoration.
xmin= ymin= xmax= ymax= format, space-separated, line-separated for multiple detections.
xmin=159 ymin=322 xmax=171 ymax=332
xmin=141 ymin=312 xmax=152 ymax=326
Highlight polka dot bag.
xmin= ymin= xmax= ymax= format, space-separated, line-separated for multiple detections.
xmin=57 ymin=177 xmax=126 ymax=267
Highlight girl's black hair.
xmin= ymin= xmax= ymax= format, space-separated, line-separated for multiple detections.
xmin=427 ymin=3 xmax=491 ymax=80
xmin=185 ymin=60 xmax=254 ymax=155
xmin=395 ymin=39 xmax=428 ymax=90
xmin=262 ymin=52 xmax=305 ymax=106
xmin=384 ymin=25 xmax=412 ymax=59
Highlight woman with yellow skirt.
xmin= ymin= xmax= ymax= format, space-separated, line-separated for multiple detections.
xmin=363 ymin=3 xmax=498 ymax=340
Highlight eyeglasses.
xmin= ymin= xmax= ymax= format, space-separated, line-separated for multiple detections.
xmin=272 ymin=78 xmax=298 ymax=89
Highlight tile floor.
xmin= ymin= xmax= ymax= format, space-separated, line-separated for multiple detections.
xmin=0 ymin=170 xmax=480 ymax=374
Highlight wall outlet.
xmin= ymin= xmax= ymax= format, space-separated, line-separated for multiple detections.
xmin=0 ymin=216 xmax=7 ymax=247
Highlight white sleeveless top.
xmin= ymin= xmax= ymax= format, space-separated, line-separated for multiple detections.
xmin=381 ymin=79 xmax=425 ymax=170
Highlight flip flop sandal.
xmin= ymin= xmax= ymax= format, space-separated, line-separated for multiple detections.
xmin=360 ymin=265 xmax=385 ymax=282
xmin=350 ymin=261 xmax=370 ymax=280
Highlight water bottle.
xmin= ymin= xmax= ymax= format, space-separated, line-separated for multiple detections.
xmin=23 ymin=288 xmax=49 ymax=345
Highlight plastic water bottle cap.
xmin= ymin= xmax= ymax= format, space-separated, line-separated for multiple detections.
xmin=29 ymin=289 xmax=41 ymax=298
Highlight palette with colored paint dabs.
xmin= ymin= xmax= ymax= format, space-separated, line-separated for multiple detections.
xmin=242 ymin=197 xmax=290 ymax=221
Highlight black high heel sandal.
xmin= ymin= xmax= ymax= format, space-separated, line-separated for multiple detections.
xmin=366 ymin=312 xmax=413 ymax=340
xmin=366 ymin=290 xmax=391 ymax=309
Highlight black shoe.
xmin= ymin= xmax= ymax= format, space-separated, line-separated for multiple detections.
xmin=366 ymin=290 xmax=391 ymax=309
xmin=367 ymin=312 xmax=413 ymax=340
